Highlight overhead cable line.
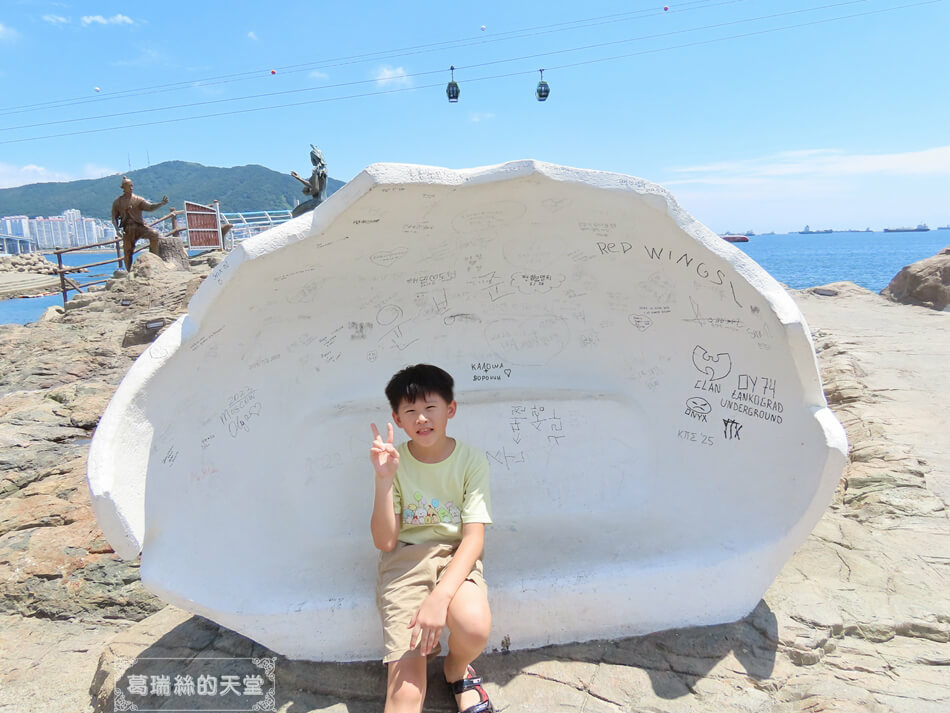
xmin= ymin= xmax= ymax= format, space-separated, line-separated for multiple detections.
xmin=0 ymin=0 xmax=734 ymax=117
xmin=0 ymin=0 xmax=871 ymax=133
xmin=0 ymin=0 xmax=937 ymax=146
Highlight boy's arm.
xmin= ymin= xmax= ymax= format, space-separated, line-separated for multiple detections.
xmin=409 ymin=522 xmax=485 ymax=655
xmin=370 ymin=476 xmax=400 ymax=551
xmin=369 ymin=423 xmax=400 ymax=551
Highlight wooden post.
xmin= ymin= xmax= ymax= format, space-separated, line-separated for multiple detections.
xmin=56 ymin=250 xmax=67 ymax=309
xmin=213 ymin=200 xmax=224 ymax=251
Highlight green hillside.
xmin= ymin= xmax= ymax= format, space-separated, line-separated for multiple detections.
xmin=0 ymin=160 xmax=344 ymax=219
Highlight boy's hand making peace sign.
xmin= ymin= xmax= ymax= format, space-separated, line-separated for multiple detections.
xmin=370 ymin=422 xmax=400 ymax=480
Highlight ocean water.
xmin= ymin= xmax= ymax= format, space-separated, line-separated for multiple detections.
xmin=0 ymin=251 xmax=123 ymax=326
xmin=732 ymin=230 xmax=949 ymax=292
xmin=1 ymin=231 xmax=947 ymax=325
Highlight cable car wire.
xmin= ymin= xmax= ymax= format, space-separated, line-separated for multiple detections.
xmin=0 ymin=0 xmax=733 ymax=117
xmin=0 ymin=0 xmax=937 ymax=146
xmin=0 ymin=0 xmax=876 ymax=133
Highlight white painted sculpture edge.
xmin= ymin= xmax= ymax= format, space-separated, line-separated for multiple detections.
xmin=89 ymin=158 xmax=842 ymax=556
xmin=86 ymin=160 xmax=848 ymax=659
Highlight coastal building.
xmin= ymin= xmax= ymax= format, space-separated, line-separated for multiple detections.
xmin=10 ymin=209 xmax=111 ymax=249
xmin=29 ymin=216 xmax=69 ymax=250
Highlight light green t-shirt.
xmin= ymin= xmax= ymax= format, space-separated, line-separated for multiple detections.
xmin=393 ymin=439 xmax=492 ymax=545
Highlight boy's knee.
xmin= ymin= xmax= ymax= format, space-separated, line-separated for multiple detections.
xmin=388 ymin=682 xmax=424 ymax=710
xmin=451 ymin=608 xmax=491 ymax=645
xmin=386 ymin=659 xmax=426 ymax=711
xmin=468 ymin=616 xmax=492 ymax=645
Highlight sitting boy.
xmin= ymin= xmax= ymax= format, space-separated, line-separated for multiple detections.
xmin=370 ymin=364 xmax=494 ymax=713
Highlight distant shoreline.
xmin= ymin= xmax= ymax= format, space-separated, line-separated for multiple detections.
xmin=39 ymin=249 xmax=117 ymax=255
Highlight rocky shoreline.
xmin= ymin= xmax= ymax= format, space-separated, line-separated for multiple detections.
xmin=0 ymin=252 xmax=92 ymax=299
xmin=0 ymin=257 xmax=947 ymax=712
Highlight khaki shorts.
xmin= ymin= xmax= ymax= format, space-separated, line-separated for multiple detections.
xmin=376 ymin=540 xmax=487 ymax=664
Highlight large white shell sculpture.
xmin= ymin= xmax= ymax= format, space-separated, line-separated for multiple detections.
xmin=87 ymin=160 xmax=847 ymax=661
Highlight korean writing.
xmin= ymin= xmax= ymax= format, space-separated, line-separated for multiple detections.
xmin=469 ymin=271 xmax=515 ymax=302
xmin=507 ymin=403 xmax=566 ymax=447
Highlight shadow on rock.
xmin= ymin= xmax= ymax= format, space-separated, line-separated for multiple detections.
xmin=92 ymin=600 xmax=777 ymax=711
xmin=626 ymin=599 xmax=778 ymax=698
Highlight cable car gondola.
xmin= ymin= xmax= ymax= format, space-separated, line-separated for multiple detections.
xmin=446 ymin=66 xmax=460 ymax=103
xmin=536 ymin=69 xmax=550 ymax=102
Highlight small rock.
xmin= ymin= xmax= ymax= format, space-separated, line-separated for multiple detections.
xmin=121 ymin=315 xmax=171 ymax=347
xmin=189 ymin=250 xmax=227 ymax=268
xmin=130 ymin=253 xmax=168 ymax=281
xmin=39 ymin=306 xmax=65 ymax=322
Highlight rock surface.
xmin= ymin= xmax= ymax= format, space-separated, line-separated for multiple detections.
xmin=1 ymin=279 xmax=948 ymax=713
xmin=881 ymin=248 xmax=950 ymax=310
xmin=0 ymin=272 xmax=63 ymax=299
xmin=0 ymin=252 xmax=69 ymax=276
xmin=156 ymin=236 xmax=191 ymax=271
xmin=0 ymin=252 xmax=92 ymax=299
xmin=0 ymin=253 xmax=209 ymax=711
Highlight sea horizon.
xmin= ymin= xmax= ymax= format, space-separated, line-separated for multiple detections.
xmin=2 ymin=229 xmax=947 ymax=326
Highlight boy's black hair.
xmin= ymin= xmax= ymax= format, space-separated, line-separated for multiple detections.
xmin=385 ymin=364 xmax=455 ymax=412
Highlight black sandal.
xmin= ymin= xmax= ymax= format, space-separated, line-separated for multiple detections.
xmin=446 ymin=664 xmax=494 ymax=713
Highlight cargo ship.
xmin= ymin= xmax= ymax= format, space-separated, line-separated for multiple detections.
xmin=884 ymin=223 xmax=930 ymax=232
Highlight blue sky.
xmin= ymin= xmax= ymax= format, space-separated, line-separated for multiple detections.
xmin=0 ymin=0 xmax=947 ymax=233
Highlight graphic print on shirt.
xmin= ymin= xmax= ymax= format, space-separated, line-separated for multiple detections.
xmin=402 ymin=491 xmax=462 ymax=525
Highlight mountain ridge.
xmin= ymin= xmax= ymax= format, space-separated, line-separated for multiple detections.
xmin=0 ymin=160 xmax=344 ymax=220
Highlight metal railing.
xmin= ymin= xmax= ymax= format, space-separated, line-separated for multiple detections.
xmin=221 ymin=209 xmax=293 ymax=243
xmin=47 ymin=204 xmax=292 ymax=308
xmin=52 ymin=209 xmax=183 ymax=308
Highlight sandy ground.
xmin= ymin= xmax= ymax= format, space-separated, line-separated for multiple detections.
xmin=0 ymin=272 xmax=63 ymax=300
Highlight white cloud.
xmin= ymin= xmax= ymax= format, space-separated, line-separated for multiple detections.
xmin=374 ymin=66 xmax=412 ymax=88
xmin=0 ymin=162 xmax=118 ymax=189
xmin=0 ymin=22 xmax=19 ymax=41
xmin=668 ymin=146 xmax=950 ymax=185
xmin=309 ymin=70 xmax=329 ymax=80
xmin=81 ymin=14 xmax=134 ymax=27
xmin=81 ymin=163 xmax=119 ymax=181
xmin=470 ymin=112 xmax=496 ymax=123
xmin=0 ymin=163 xmax=72 ymax=188
xmin=659 ymin=146 xmax=950 ymax=233
xmin=42 ymin=15 xmax=70 ymax=25
xmin=247 ymin=31 xmax=257 ymax=40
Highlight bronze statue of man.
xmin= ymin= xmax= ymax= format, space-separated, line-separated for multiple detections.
xmin=290 ymin=145 xmax=328 ymax=217
xmin=111 ymin=176 xmax=169 ymax=270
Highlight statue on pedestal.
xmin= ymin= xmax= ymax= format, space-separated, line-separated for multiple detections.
xmin=111 ymin=176 xmax=169 ymax=270
xmin=290 ymin=145 xmax=328 ymax=217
